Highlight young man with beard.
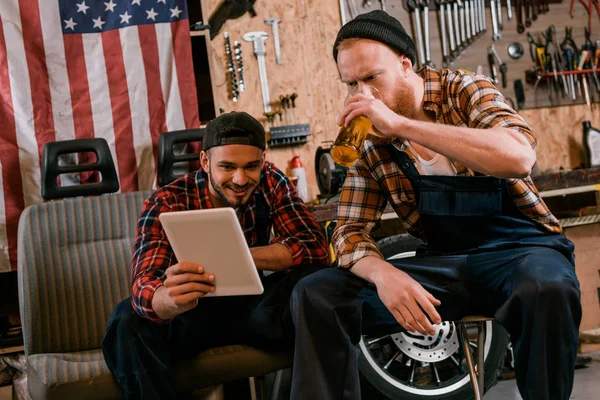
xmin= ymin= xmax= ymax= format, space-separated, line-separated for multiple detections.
xmin=102 ymin=111 xmax=328 ymax=399
xmin=290 ymin=10 xmax=581 ymax=400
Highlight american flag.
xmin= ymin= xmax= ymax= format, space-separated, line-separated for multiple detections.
xmin=0 ymin=0 xmax=200 ymax=272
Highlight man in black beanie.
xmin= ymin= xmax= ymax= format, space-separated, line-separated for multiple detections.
xmin=102 ymin=111 xmax=328 ymax=399
xmin=290 ymin=10 xmax=580 ymax=400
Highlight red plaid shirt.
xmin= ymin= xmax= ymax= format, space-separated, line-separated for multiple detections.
xmin=131 ymin=161 xmax=328 ymax=322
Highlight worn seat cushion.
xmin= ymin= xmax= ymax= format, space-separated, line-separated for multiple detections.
xmin=27 ymin=345 xmax=292 ymax=400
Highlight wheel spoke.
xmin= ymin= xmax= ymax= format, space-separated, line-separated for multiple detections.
xmin=366 ymin=334 xmax=392 ymax=346
xmin=383 ymin=350 xmax=401 ymax=370
xmin=450 ymin=355 xmax=460 ymax=366
xmin=409 ymin=360 xmax=417 ymax=385
xmin=431 ymin=363 xmax=442 ymax=386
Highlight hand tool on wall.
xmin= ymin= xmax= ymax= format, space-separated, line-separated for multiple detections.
xmin=514 ymin=79 xmax=525 ymax=109
xmin=496 ymin=0 xmax=504 ymax=31
xmin=452 ymin=0 xmax=464 ymax=52
xmin=508 ymin=42 xmax=524 ymax=59
xmin=480 ymin=0 xmax=487 ymax=32
xmin=577 ymin=50 xmax=591 ymax=107
xmin=446 ymin=0 xmax=458 ymax=59
xmin=279 ymin=94 xmax=288 ymax=124
xmin=464 ymin=0 xmax=472 ymax=43
xmin=242 ymin=31 xmax=271 ymax=113
xmin=408 ymin=0 xmax=427 ymax=67
xmin=234 ymin=41 xmax=246 ymax=92
xmin=515 ymin=0 xmax=525 ymax=33
xmin=524 ymin=0 xmax=531 ymax=28
xmin=507 ymin=0 xmax=513 ymax=20
xmin=458 ymin=0 xmax=467 ymax=46
xmin=290 ymin=93 xmax=298 ymax=124
xmin=422 ymin=0 xmax=435 ymax=66
xmin=487 ymin=50 xmax=498 ymax=84
xmin=544 ymin=30 xmax=568 ymax=97
xmin=470 ymin=0 xmax=478 ymax=38
xmin=224 ymin=32 xmax=239 ymax=102
xmin=264 ymin=17 xmax=282 ymax=65
xmin=489 ymin=44 xmax=508 ymax=88
xmin=561 ymin=26 xmax=579 ymax=100
xmin=436 ymin=0 xmax=451 ymax=66
xmin=380 ymin=0 xmax=387 ymax=11
xmin=490 ymin=0 xmax=502 ymax=41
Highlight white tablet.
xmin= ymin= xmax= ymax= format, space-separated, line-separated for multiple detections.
xmin=159 ymin=208 xmax=264 ymax=297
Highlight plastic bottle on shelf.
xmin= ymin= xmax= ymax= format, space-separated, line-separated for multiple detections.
xmin=582 ymin=121 xmax=600 ymax=168
xmin=290 ymin=156 xmax=309 ymax=202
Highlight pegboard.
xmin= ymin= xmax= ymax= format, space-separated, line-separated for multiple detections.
xmin=346 ymin=0 xmax=600 ymax=110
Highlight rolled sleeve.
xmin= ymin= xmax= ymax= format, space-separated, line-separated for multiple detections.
xmin=332 ymin=161 xmax=387 ymax=269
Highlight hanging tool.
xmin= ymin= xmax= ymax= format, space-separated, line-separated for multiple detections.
xmin=243 ymin=31 xmax=271 ymax=113
xmin=234 ymin=41 xmax=245 ymax=92
xmin=436 ymin=0 xmax=451 ymax=66
xmin=524 ymin=0 xmax=531 ymax=27
xmin=544 ymin=28 xmax=568 ymax=98
xmin=514 ymin=79 xmax=526 ymax=109
xmin=507 ymin=0 xmax=513 ymax=20
xmin=446 ymin=0 xmax=458 ymax=58
xmin=496 ymin=0 xmax=504 ymax=31
xmin=453 ymin=0 xmax=464 ymax=52
xmin=561 ymin=26 xmax=579 ymax=101
xmin=422 ymin=0 xmax=436 ymax=67
xmin=516 ymin=0 xmax=525 ymax=33
xmin=264 ymin=18 xmax=281 ymax=65
xmin=508 ymin=42 xmax=525 ymax=59
xmin=487 ymin=50 xmax=498 ymax=84
xmin=290 ymin=93 xmax=298 ymax=124
xmin=489 ymin=44 xmax=508 ymax=88
xmin=224 ymin=32 xmax=239 ymax=102
xmin=380 ymin=0 xmax=387 ymax=11
xmin=408 ymin=0 xmax=427 ymax=67
xmin=490 ymin=0 xmax=502 ymax=41
xmin=459 ymin=0 xmax=467 ymax=46
xmin=577 ymin=49 xmax=591 ymax=107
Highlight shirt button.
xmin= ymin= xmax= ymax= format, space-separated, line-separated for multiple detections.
xmin=435 ymin=97 xmax=441 ymax=103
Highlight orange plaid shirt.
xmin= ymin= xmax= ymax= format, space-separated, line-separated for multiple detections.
xmin=333 ymin=67 xmax=561 ymax=269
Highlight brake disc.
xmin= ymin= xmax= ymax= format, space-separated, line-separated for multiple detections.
xmin=391 ymin=321 xmax=460 ymax=363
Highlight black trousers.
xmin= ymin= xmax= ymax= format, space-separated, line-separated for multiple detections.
xmin=290 ymin=245 xmax=581 ymax=400
xmin=101 ymin=265 xmax=324 ymax=400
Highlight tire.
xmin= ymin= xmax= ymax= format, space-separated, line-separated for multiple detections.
xmin=358 ymin=234 xmax=509 ymax=400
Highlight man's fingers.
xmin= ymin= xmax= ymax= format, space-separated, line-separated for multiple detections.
xmin=168 ymin=261 xmax=205 ymax=275
xmin=404 ymin=300 xmax=436 ymax=336
xmin=425 ymin=290 xmax=442 ymax=307
xmin=171 ymin=292 xmax=204 ymax=307
xmin=417 ymin=293 xmax=442 ymax=326
xmin=165 ymin=272 xmax=215 ymax=287
xmin=167 ymin=282 xmax=215 ymax=297
xmin=390 ymin=307 xmax=417 ymax=334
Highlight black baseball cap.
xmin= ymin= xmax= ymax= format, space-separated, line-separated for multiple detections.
xmin=202 ymin=111 xmax=266 ymax=151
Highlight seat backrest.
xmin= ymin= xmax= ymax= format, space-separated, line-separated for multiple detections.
xmin=17 ymin=191 xmax=151 ymax=355
xmin=157 ymin=128 xmax=204 ymax=187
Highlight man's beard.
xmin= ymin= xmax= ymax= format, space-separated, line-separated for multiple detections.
xmin=368 ymin=77 xmax=416 ymax=145
xmin=209 ymin=170 xmax=254 ymax=208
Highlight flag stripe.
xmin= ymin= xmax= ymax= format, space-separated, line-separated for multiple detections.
xmin=38 ymin=1 xmax=78 ymax=186
xmin=102 ymin=29 xmax=138 ymax=192
xmin=64 ymin=34 xmax=101 ymax=184
xmin=0 ymin=1 xmax=41 ymax=208
xmin=172 ymin=19 xmax=200 ymax=127
xmin=81 ymin=33 xmax=120 ymax=186
xmin=20 ymin=0 xmax=56 ymax=159
xmin=138 ymin=24 xmax=167 ymax=168
xmin=0 ymin=13 xmax=22 ymax=272
xmin=120 ymin=26 xmax=155 ymax=191
xmin=156 ymin=23 xmax=185 ymax=132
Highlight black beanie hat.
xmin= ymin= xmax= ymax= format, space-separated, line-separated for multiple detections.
xmin=333 ymin=10 xmax=416 ymax=65
xmin=202 ymin=111 xmax=266 ymax=151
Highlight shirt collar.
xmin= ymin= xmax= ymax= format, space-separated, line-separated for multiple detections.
xmin=418 ymin=66 xmax=443 ymax=115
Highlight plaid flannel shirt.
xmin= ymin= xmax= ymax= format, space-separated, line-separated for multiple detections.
xmin=132 ymin=161 xmax=328 ymax=322
xmin=333 ymin=67 xmax=562 ymax=269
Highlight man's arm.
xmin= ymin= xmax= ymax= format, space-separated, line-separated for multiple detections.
xmin=340 ymin=74 xmax=536 ymax=178
xmin=261 ymin=165 xmax=328 ymax=271
xmin=331 ymin=161 xmax=388 ymax=269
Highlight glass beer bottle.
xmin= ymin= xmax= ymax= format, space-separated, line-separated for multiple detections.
xmin=330 ymin=86 xmax=380 ymax=167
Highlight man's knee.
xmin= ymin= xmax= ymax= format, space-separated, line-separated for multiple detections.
xmin=515 ymin=262 xmax=581 ymax=312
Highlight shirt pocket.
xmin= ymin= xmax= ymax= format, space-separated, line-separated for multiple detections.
xmin=418 ymin=187 xmax=503 ymax=216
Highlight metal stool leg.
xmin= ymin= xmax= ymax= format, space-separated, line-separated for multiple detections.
xmin=249 ymin=375 xmax=266 ymax=400
xmin=457 ymin=322 xmax=482 ymax=400
xmin=271 ymin=370 xmax=283 ymax=400
xmin=477 ymin=321 xmax=485 ymax=397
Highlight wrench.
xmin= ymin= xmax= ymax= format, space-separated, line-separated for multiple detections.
xmin=446 ymin=0 xmax=458 ymax=58
xmin=496 ymin=0 xmax=503 ymax=30
xmin=465 ymin=0 xmax=472 ymax=42
xmin=453 ymin=1 xmax=464 ymax=51
xmin=408 ymin=0 xmax=426 ymax=67
xmin=531 ymin=0 xmax=538 ymax=21
xmin=459 ymin=1 xmax=467 ymax=45
xmin=472 ymin=0 xmax=479 ymax=35
xmin=480 ymin=0 xmax=487 ymax=32
xmin=436 ymin=0 xmax=451 ymax=66
xmin=242 ymin=31 xmax=272 ymax=113
xmin=490 ymin=0 xmax=502 ymax=40
xmin=489 ymin=44 xmax=508 ymax=88
xmin=524 ymin=0 xmax=531 ymax=27
xmin=507 ymin=0 xmax=513 ymax=20
xmin=422 ymin=0 xmax=435 ymax=66
xmin=516 ymin=0 xmax=525 ymax=33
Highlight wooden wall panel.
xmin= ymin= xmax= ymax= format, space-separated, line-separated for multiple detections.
xmin=201 ymin=0 xmax=598 ymax=198
xmin=203 ymin=0 xmax=346 ymax=200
